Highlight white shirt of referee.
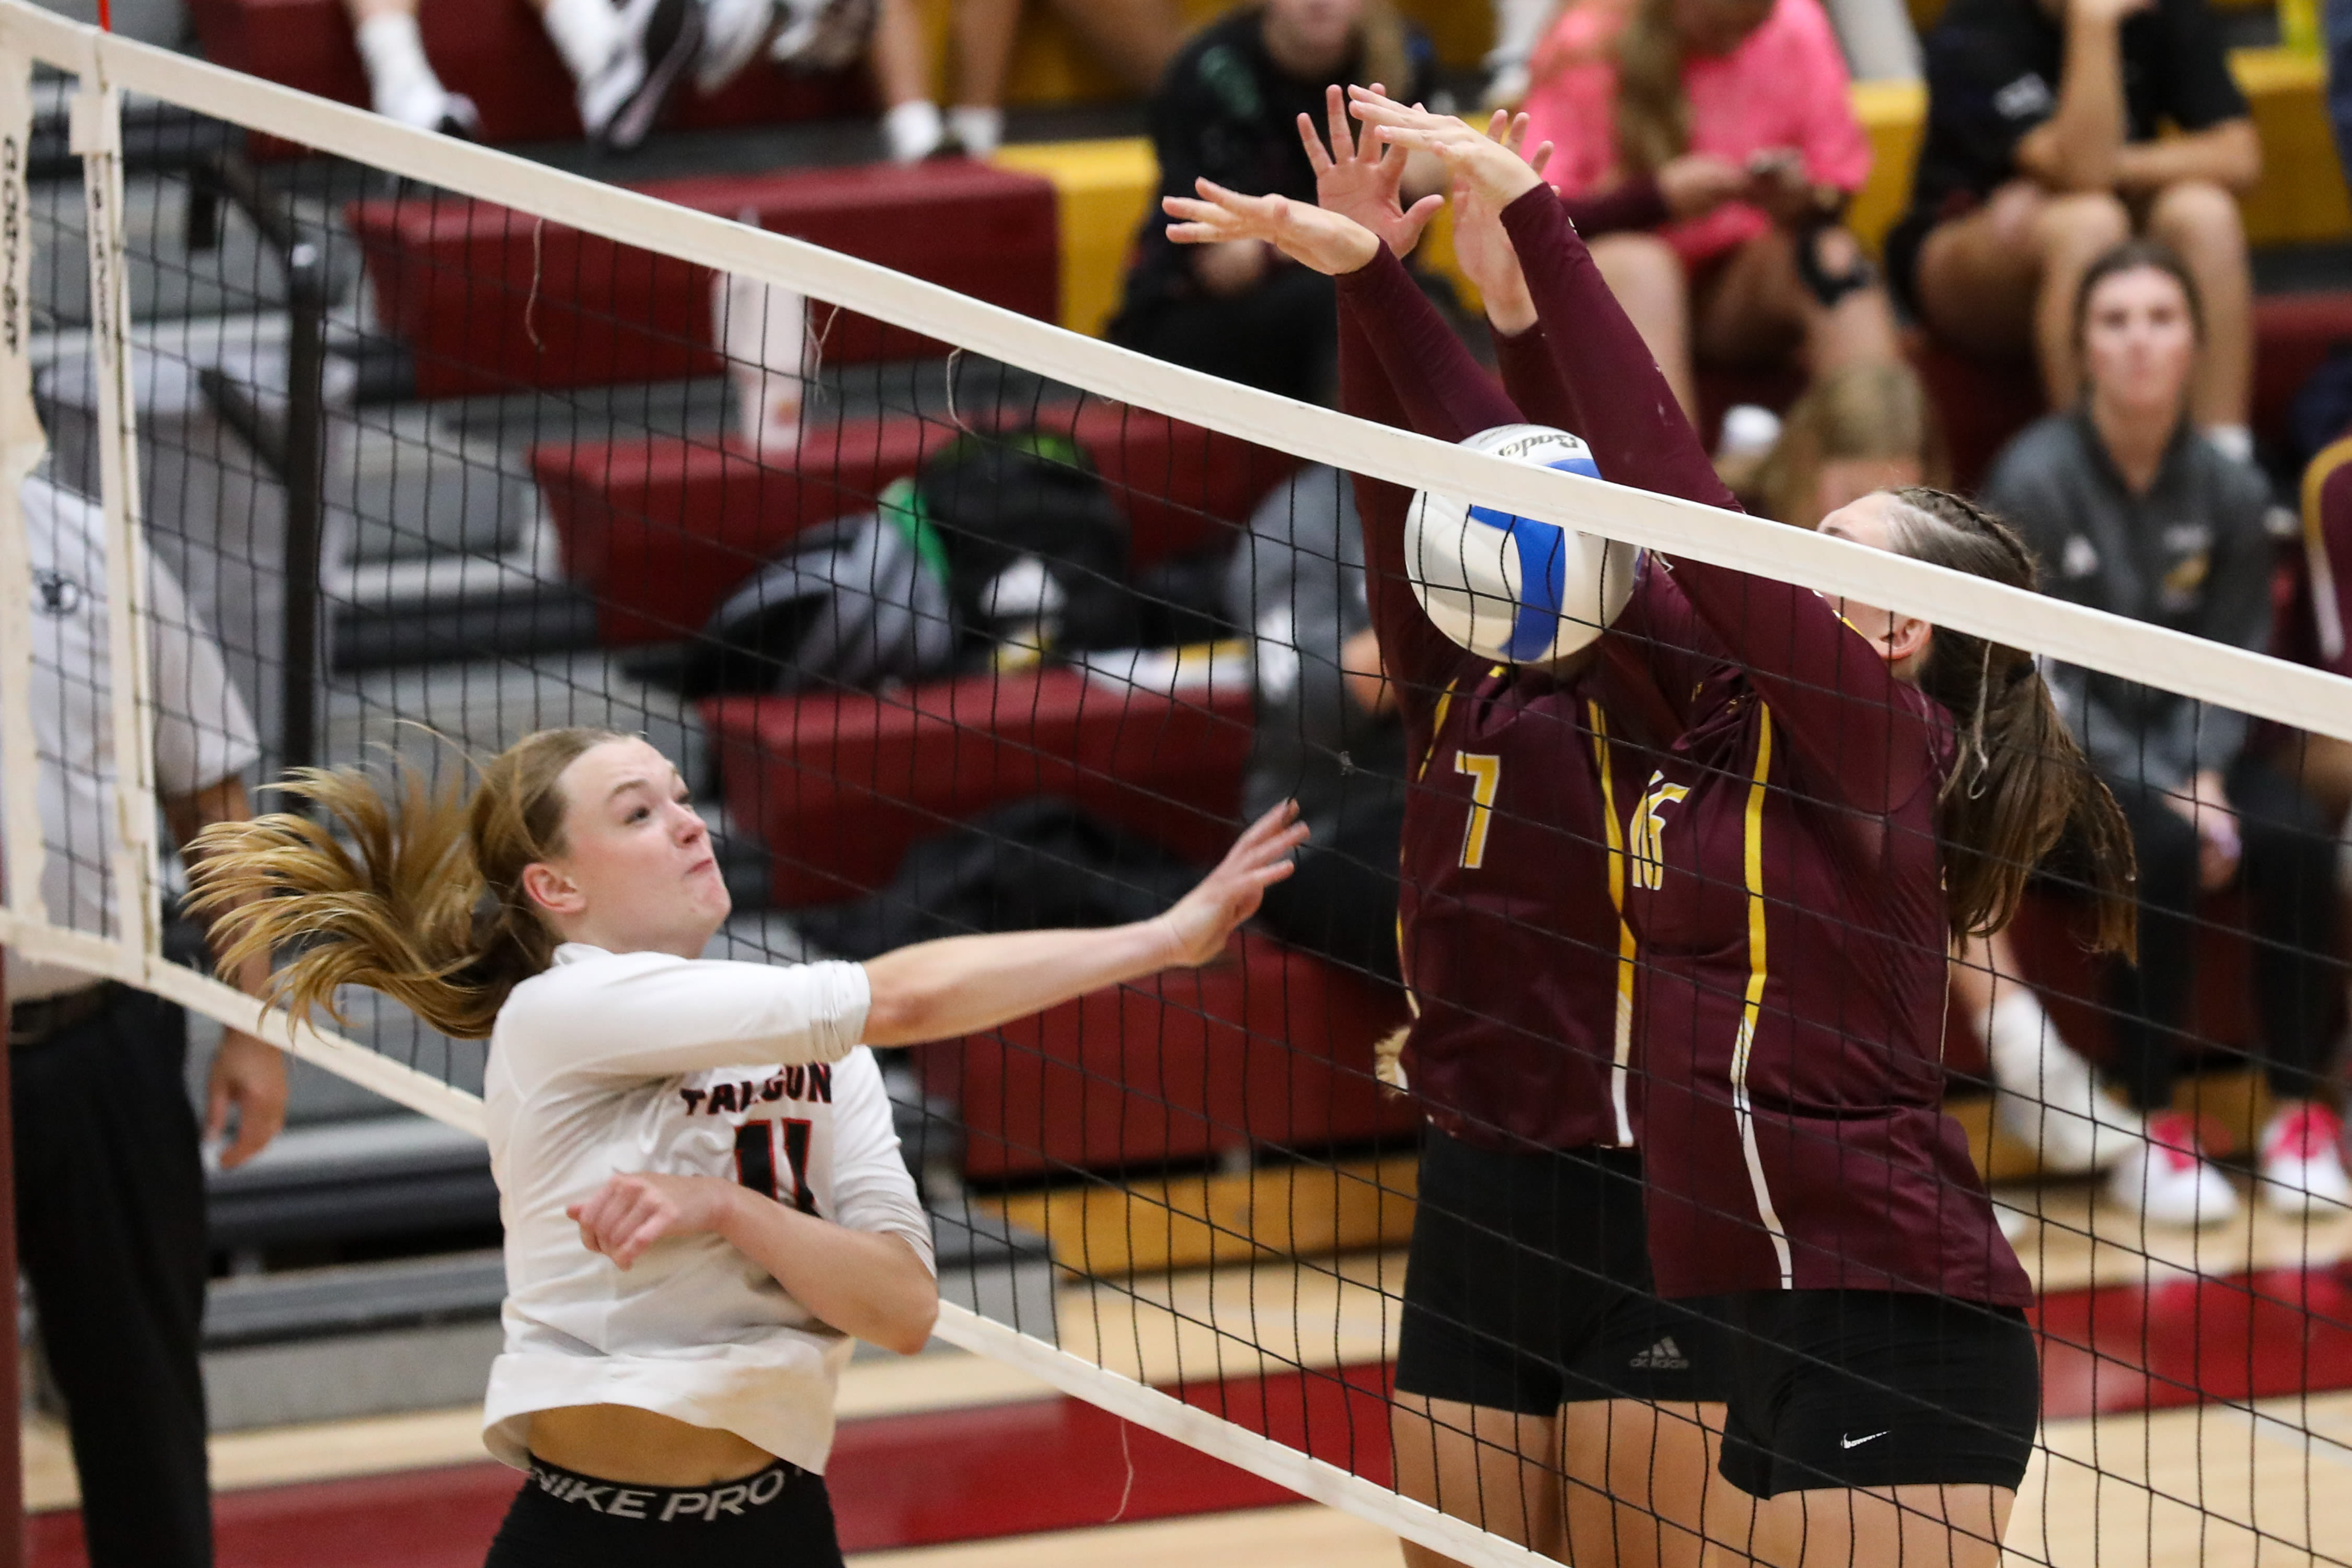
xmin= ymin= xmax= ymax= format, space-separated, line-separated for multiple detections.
xmin=6 ymin=474 xmax=259 ymax=994
xmin=481 ymin=943 xmax=930 ymax=1477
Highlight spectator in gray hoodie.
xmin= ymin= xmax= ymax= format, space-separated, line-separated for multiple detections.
xmin=1985 ymin=239 xmax=2346 ymax=1228
xmin=1225 ymin=465 xmax=1407 ymax=985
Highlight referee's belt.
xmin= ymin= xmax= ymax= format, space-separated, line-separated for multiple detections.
xmin=9 ymin=983 xmax=116 ymax=1050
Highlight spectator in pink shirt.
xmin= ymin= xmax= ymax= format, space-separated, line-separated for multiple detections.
xmin=1520 ymin=0 xmax=1899 ymax=420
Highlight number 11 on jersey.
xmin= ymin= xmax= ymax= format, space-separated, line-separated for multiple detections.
xmin=1455 ymin=753 xmax=1502 ymax=869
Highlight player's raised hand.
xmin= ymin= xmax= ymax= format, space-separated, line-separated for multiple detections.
xmin=1163 ymin=179 xmax=1381 ymax=277
xmin=1349 ymin=87 xmax=1544 ymax=211
xmin=1450 ymin=109 xmax=1554 ymax=333
xmin=569 ymin=1171 xmax=743 ymax=1270
xmin=1299 ymin=83 xmax=1444 ymax=259
xmin=1157 ymin=800 xmax=1309 ymax=967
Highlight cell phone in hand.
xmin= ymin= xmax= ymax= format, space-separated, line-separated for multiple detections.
xmin=1747 ymin=148 xmax=1803 ymax=180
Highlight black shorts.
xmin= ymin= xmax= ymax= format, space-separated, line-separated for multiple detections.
xmin=1393 ymin=1128 xmax=1728 ymax=1415
xmin=1709 ymin=1289 xmax=2040 ymax=1499
xmin=485 ymin=1457 xmax=844 ymax=1567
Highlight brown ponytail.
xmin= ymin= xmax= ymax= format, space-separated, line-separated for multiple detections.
xmin=1882 ymin=489 xmax=2138 ymax=957
xmin=1613 ymin=0 xmax=1689 ymax=177
xmin=184 ymin=727 xmax=624 ymax=1040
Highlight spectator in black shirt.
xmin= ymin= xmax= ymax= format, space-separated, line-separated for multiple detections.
xmin=1886 ymin=0 xmax=2260 ymax=457
xmin=1109 ymin=0 xmax=1440 ymax=403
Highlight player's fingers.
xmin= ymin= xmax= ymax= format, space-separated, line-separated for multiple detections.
xmin=1530 ymin=141 xmax=1555 ymax=178
xmin=1298 ymin=111 xmax=1332 ymax=174
xmin=1325 ymin=85 xmax=1353 ymax=161
xmin=1400 ymin=193 xmax=1445 ymax=241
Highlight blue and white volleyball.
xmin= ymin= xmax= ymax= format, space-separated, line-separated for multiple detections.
xmin=1405 ymin=425 xmax=1639 ymax=664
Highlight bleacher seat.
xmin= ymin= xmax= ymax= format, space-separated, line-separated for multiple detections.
xmin=704 ymin=660 xmax=1254 ymax=907
xmin=923 ymin=929 xmax=1413 ymax=1182
xmin=348 ymin=161 xmax=1058 ymax=398
xmin=186 ymin=0 xmax=869 ymax=145
xmin=537 ymin=405 xmax=1294 ymax=646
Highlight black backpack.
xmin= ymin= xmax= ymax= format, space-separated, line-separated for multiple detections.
xmin=918 ymin=429 xmax=1143 ymax=655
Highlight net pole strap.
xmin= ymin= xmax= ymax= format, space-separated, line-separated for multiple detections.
xmin=927 ymin=1302 xmax=1551 ymax=1566
xmin=0 ymin=0 xmax=2340 ymax=747
xmin=72 ymin=75 xmax=163 ymax=986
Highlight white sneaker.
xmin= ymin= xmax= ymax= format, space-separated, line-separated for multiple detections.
xmin=581 ymin=0 xmax=703 ymax=152
xmin=696 ymin=0 xmax=773 ymax=94
xmin=2258 ymin=1102 xmax=2352 ymax=1216
xmin=2107 ymin=1112 xmax=2241 ymax=1228
xmin=1992 ymin=1037 xmax=2145 ymax=1174
xmin=770 ymin=0 xmax=878 ymax=70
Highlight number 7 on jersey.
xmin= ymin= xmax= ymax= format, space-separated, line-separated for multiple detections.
xmin=1455 ymin=753 xmax=1502 ymax=869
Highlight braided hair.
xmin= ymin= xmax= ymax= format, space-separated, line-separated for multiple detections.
xmin=1882 ymin=488 xmax=2138 ymax=955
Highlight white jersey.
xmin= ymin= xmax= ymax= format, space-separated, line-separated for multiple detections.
xmin=481 ymin=942 xmax=931 ymax=1475
xmin=5 ymin=475 xmax=261 ymax=998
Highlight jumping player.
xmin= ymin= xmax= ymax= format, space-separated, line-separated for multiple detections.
xmin=187 ymin=729 xmax=1305 ymax=1568
xmin=1179 ymin=94 xmax=1734 ymax=1568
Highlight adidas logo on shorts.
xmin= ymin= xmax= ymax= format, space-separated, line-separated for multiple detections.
xmin=1628 ymin=1336 xmax=1690 ymax=1371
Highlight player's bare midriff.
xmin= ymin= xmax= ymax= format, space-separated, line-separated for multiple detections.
xmin=529 ymin=1404 xmax=779 ymax=1486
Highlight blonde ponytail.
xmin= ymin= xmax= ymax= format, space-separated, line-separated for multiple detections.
xmin=186 ymin=727 xmax=624 ymax=1040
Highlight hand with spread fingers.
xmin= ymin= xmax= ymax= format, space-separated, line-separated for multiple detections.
xmin=1163 ymin=179 xmax=1382 ymax=278
xmin=1347 ymin=86 xmax=1545 ymax=212
xmin=1298 ymin=82 xmax=1445 ymax=259
xmin=1449 ymin=108 xmax=1555 ymax=335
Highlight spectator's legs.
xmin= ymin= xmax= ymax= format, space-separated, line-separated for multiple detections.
xmin=2142 ymin=179 xmax=2254 ymax=441
xmin=1957 ymin=927 xmax=2144 ymax=1173
xmin=342 ymin=0 xmax=479 ymax=133
xmin=14 ymin=991 xmax=213 ymax=1568
xmin=872 ymin=0 xmax=946 ymax=161
xmin=528 ymin=0 xmax=698 ymax=151
xmin=947 ymin=0 xmax=1022 ymax=156
xmin=1690 ymin=225 xmax=1901 ymax=384
xmin=2227 ymin=756 xmax=2344 ymax=1097
xmin=2104 ymin=779 xmax=2203 ymax=1115
xmin=1914 ymin=182 xmax=2129 ymax=403
xmin=2227 ymin=754 xmax=2352 ymax=1208
xmin=1588 ymin=232 xmax=1696 ymax=419
xmin=1041 ymin=0 xmax=1181 ymax=93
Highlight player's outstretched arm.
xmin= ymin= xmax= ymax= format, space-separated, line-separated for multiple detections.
xmin=1163 ymin=181 xmax=1379 ymax=276
xmin=1298 ymin=83 xmax=1444 ymax=259
xmin=857 ymin=801 xmax=1308 ymax=1046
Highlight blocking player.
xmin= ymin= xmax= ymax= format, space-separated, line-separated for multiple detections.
xmin=188 ymin=729 xmax=1304 ymax=1567
xmin=1188 ymin=96 xmax=1737 ymax=1568
xmin=1345 ymin=93 xmax=2137 ymax=1568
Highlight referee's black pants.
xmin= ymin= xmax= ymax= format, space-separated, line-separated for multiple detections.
xmin=2103 ymin=755 xmax=2345 ymax=1114
xmin=14 ymin=986 xmax=213 ymax=1568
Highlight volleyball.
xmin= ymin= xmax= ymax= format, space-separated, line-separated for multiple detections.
xmin=1404 ymin=425 xmax=1639 ymax=664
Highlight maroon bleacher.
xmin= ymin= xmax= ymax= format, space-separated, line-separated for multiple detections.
xmin=540 ymin=405 xmax=1294 ymax=645
xmin=921 ymin=929 xmax=1414 ymax=1181
xmin=187 ymin=0 xmax=869 ymax=146
xmin=705 ymin=663 xmax=1255 ymax=909
xmin=348 ymin=161 xmax=1058 ymax=398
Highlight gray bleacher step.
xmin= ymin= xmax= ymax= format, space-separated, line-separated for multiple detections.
xmin=208 ymin=1113 xmax=498 ymax=1252
xmin=197 ymin=1209 xmax=1058 ymax=1431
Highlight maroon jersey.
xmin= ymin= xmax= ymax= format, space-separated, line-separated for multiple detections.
xmin=1490 ymin=189 xmax=2031 ymax=1306
xmin=1334 ymin=257 xmax=1634 ymax=1154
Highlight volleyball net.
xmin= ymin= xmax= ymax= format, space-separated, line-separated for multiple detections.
xmin=2 ymin=4 xmax=2351 ymax=1563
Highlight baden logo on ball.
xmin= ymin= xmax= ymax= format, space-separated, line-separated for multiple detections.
xmin=1405 ymin=425 xmax=1640 ymax=664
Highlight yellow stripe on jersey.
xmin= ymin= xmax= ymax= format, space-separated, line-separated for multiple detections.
xmin=1731 ymin=709 xmax=1795 ymax=1288
xmin=1586 ymin=701 xmax=1638 ymax=1147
